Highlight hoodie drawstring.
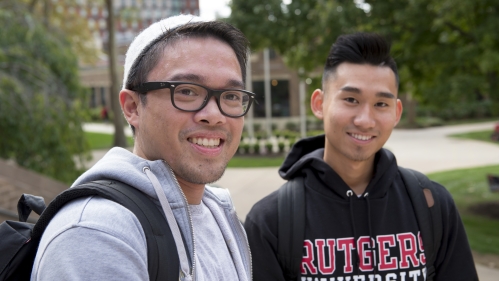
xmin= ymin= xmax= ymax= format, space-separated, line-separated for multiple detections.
xmin=347 ymin=191 xmax=379 ymax=277
xmin=364 ymin=192 xmax=378 ymax=277
xmin=143 ymin=167 xmax=192 ymax=281
xmin=346 ymin=190 xmax=361 ymax=276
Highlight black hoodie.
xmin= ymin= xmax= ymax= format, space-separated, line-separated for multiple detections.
xmin=244 ymin=135 xmax=478 ymax=281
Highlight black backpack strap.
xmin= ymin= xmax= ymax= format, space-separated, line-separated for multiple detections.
xmin=399 ymin=167 xmax=442 ymax=281
xmin=17 ymin=194 xmax=46 ymax=222
xmin=33 ymin=180 xmax=179 ymax=281
xmin=277 ymin=177 xmax=305 ymax=281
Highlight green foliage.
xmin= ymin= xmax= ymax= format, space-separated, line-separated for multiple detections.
xmin=0 ymin=2 xmax=90 ymax=183
xmin=265 ymin=142 xmax=273 ymax=153
xmin=253 ymin=142 xmax=261 ymax=154
xmin=21 ymin=0 xmax=99 ymax=64
xmin=285 ymin=121 xmax=299 ymax=132
xmin=229 ymin=0 xmax=499 ymax=118
xmin=229 ymin=0 xmax=364 ymax=72
xmin=277 ymin=141 xmax=286 ymax=153
xmin=238 ymin=143 xmax=251 ymax=154
xmin=418 ymin=100 xmax=496 ymax=121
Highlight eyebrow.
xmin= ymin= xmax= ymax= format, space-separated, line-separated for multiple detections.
xmin=168 ymin=73 xmax=244 ymax=89
xmin=340 ymin=86 xmax=395 ymax=99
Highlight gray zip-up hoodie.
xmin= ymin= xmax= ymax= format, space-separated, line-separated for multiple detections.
xmin=31 ymin=147 xmax=252 ymax=281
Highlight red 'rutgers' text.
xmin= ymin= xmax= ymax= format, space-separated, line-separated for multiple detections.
xmin=301 ymin=232 xmax=426 ymax=275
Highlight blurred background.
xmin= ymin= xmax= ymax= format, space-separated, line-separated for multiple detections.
xmin=0 ymin=0 xmax=498 ymax=276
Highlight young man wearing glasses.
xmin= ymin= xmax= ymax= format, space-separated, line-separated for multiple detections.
xmin=31 ymin=15 xmax=253 ymax=281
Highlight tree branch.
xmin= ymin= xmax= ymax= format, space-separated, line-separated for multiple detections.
xmin=444 ymin=21 xmax=478 ymax=44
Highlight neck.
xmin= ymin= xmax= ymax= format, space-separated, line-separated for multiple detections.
xmin=176 ymin=177 xmax=205 ymax=205
xmin=326 ymin=156 xmax=375 ymax=196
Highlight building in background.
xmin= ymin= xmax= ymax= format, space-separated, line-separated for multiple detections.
xmin=77 ymin=0 xmax=200 ymax=110
xmin=249 ymin=50 xmax=301 ymax=119
xmin=78 ymin=1 xmax=310 ymax=128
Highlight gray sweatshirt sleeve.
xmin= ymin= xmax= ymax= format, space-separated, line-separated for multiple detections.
xmin=31 ymin=196 xmax=149 ymax=281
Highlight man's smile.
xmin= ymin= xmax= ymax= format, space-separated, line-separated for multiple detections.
xmin=188 ymin=137 xmax=222 ymax=148
xmin=348 ymin=133 xmax=375 ymax=141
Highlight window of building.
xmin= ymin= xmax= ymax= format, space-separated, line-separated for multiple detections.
xmin=252 ymin=80 xmax=290 ymax=117
xmin=90 ymin=87 xmax=97 ymax=107
xmin=268 ymin=48 xmax=278 ymax=60
xmin=100 ymin=87 xmax=106 ymax=106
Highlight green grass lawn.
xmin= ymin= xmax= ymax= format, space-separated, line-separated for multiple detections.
xmin=449 ymin=129 xmax=498 ymax=145
xmin=227 ymin=155 xmax=285 ymax=167
xmin=85 ymin=132 xmax=134 ymax=150
xmin=84 ymin=131 xmax=285 ymax=165
xmin=427 ymin=165 xmax=499 ymax=255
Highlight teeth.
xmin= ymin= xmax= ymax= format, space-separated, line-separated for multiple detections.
xmin=351 ymin=133 xmax=373 ymax=141
xmin=190 ymin=137 xmax=221 ymax=147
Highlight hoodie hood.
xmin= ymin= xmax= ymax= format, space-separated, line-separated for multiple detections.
xmin=279 ymin=134 xmax=399 ymax=200
xmin=73 ymin=147 xmax=185 ymax=204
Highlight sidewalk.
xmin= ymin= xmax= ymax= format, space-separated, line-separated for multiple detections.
xmin=86 ymin=121 xmax=499 ymax=280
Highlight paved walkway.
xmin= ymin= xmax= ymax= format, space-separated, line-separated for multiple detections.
xmin=85 ymin=121 xmax=499 ymax=280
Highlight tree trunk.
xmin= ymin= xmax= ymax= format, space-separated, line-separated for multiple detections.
xmin=488 ymin=71 xmax=499 ymax=117
xmin=406 ymin=92 xmax=417 ymax=128
xmin=42 ymin=0 xmax=50 ymax=28
xmin=105 ymin=0 xmax=127 ymax=148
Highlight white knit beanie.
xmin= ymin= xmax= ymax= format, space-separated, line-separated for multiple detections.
xmin=122 ymin=14 xmax=205 ymax=90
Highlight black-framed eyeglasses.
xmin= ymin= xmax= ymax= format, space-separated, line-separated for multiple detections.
xmin=130 ymin=81 xmax=256 ymax=118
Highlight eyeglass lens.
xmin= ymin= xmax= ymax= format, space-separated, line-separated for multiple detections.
xmin=172 ymin=84 xmax=250 ymax=116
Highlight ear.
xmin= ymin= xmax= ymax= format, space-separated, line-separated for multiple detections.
xmin=311 ymin=89 xmax=325 ymax=120
xmin=394 ymin=98 xmax=403 ymax=126
xmin=120 ymin=89 xmax=140 ymax=129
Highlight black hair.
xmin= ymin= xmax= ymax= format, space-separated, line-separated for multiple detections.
xmin=322 ymin=32 xmax=398 ymax=87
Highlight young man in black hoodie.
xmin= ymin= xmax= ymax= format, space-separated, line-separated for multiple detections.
xmin=244 ymin=33 xmax=478 ymax=281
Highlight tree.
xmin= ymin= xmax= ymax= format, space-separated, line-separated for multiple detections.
xmin=105 ymin=0 xmax=127 ymax=148
xmin=363 ymin=0 xmax=499 ymax=120
xmin=26 ymin=0 xmax=99 ymax=64
xmin=0 ymin=1 xmax=90 ymax=183
xmin=229 ymin=0 xmax=499 ymax=122
xmin=229 ymin=0 xmax=364 ymax=72
xmin=27 ymin=0 xmax=129 ymax=146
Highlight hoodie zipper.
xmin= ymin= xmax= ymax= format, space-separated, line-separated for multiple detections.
xmin=168 ymin=165 xmax=197 ymax=280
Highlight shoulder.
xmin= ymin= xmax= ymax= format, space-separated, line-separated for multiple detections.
xmin=32 ymin=196 xmax=149 ymax=280
xmin=40 ymin=195 xmax=146 ymax=250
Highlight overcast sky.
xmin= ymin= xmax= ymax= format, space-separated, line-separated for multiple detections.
xmin=199 ymin=0 xmax=231 ymax=20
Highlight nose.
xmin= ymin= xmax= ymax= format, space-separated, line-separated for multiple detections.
xmin=194 ymin=96 xmax=226 ymax=125
xmin=353 ymin=104 xmax=375 ymax=129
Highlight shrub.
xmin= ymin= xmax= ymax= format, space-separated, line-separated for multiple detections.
xmin=265 ymin=142 xmax=273 ymax=154
xmin=285 ymin=121 xmax=299 ymax=132
xmin=238 ymin=143 xmax=250 ymax=154
xmin=253 ymin=142 xmax=261 ymax=154
xmin=278 ymin=142 xmax=285 ymax=153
